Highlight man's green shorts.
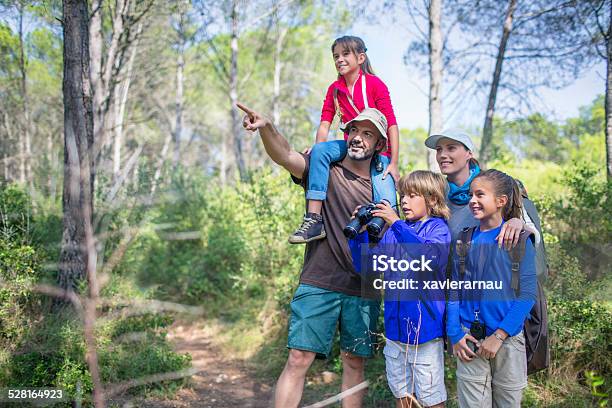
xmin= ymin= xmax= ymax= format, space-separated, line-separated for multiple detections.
xmin=287 ymin=283 xmax=380 ymax=359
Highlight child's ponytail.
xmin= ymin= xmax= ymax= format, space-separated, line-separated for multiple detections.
xmin=331 ymin=36 xmax=375 ymax=75
xmin=507 ymin=178 xmax=523 ymax=221
xmin=474 ymin=169 xmax=523 ymax=221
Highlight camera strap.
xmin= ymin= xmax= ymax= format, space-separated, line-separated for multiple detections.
xmin=474 ymin=242 xmax=487 ymax=316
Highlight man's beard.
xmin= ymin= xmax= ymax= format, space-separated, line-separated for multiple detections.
xmin=347 ymin=141 xmax=377 ymax=161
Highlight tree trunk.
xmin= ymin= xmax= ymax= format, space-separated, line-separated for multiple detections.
xmin=132 ymin=155 xmax=139 ymax=188
xmin=230 ymin=0 xmax=247 ymax=181
xmin=606 ymin=3 xmax=611 ymax=181
xmin=59 ymin=1 xmax=103 ymax=406
xmin=273 ymin=24 xmax=288 ymax=126
xmin=3 ymin=111 xmax=15 ymax=182
xmin=18 ymin=129 xmax=25 ymax=183
xmin=151 ymin=132 xmax=173 ymax=195
xmin=480 ymin=0 xmax=518 ymax=166
xmin=173 ymin=12 xmax=185 ymax=170
xmin=113 ymin=23 xmax=142 ymax=177
xmin=59 ymin=0 xmax=95 ymax=292
xmin=18 ymin=1 xmax=31 ymax=187
xmin=90 ymin=0 xmax=129 ymax=166
xmin=17 ymin=4 xmax=25 ymax=185
xmin=428 ymin=0 xmax=443 ymax=172
xmin=220 ymin=136 xmax=227 ymax=185
xmin=89 ymin=0 xmax=105 ymax=158
xmin=47 ymin=131 xmax=54 ymax=198
xmin=3 ymin=154 xmax=8 ymax=182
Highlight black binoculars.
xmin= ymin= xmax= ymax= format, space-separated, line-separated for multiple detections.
xmin=343 ymin=201 xmax=389 ymax=240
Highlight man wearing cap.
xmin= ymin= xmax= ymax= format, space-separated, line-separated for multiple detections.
xmin=237 ymin=103 xmax=388 ymax=408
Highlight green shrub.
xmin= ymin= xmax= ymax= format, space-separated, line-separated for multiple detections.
xmin=0 ymin=184 xmax=31 ymax=243
xmin=0 ymin=182 xmax=193 ymax=405
xmin=0 ymin=239 xmax=41 ymax=345
xmin=0 ymin=184 xmax=42 ymax=349
xmin=545 ymin=244 xmax=588 ymax=300
xmin=109 ymin=313 xmax=173 ymax=339
xmin=541 ymin=161 xmax=611 ymax=281
xmin=3 ymin=309 xmax=191 ymax=405
xmin=548 ymin=298 xmax=611 ymax=378
xmin=126 ymin=168 xmax=304 ymax=311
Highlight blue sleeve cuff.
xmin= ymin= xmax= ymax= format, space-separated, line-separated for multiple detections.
xmin=449 ymin=331 xmax=465 ymax=346
xmin=497 ymin=322 xmax=516 ymax=338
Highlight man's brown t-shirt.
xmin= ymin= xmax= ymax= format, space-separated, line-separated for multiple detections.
xmin=292 ymin=156 xmax=372 ymax=297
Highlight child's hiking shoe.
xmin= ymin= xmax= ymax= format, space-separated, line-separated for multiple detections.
xmin=288 ymin=213 xmax=326 ymax=244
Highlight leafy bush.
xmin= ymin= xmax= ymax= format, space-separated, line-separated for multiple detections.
xmin=548 ymin=299 xmax=611 ymax=378
xmin=527 ymin=159 xmax=612 ymax=405
xmin=127 ymin=168 xmax=304 ymax=311
xmin=0 ymin=239 xmax=41 ymax=345
xmin=0 ymin=184 xmax=31 ymax=242
xmin=0 ymin=184 xmax=192 ymax=405
xmin=0 ymin=184 xmax=42 ymax=348
xmin=3 ymin=308 xmax=191 ymax=405
xmin=541 ymin=161 xmax=611 ymax=281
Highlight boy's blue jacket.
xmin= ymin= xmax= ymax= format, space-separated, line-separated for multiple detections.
xmin=446 ymin=223 xmax=537 ymax=345
xmin=349 ymin=217 xmax=451 ymax=344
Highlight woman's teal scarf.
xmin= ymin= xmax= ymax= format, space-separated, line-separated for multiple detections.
xmin=448 ymin=163 xmax=481 ymax=205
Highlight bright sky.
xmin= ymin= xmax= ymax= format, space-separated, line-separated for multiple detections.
xmin=352 ymin=25 xmax=606 ymax=131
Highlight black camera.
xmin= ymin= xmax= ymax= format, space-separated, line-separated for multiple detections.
xmin=468 ymin=320 xmax=486 ymax=353
xmin=343 ymin=201 xmax=388 ymax=240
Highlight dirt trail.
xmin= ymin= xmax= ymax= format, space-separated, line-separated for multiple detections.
xmin=120 ymin=321 xmax=274 ymax=408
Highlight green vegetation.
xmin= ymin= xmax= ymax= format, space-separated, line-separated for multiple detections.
xmin=1 ymin=96 xmax=610 ymax=406
xmin=0 ymin=0 xmax=610 ymax=402
xmin=0 ymin=96 xmax=609 ymax=407
xmin=0 ymin=186 xmax=191 ymax=406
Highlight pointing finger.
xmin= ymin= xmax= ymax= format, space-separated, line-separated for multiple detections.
xmin=236 ymin=102 xmax=255 ymax=119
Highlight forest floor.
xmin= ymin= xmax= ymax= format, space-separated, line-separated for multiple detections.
xmin=111 ymin=320 xmax=276 ymax=408
xmin=110 ymin=319 xmax=366 ymax=408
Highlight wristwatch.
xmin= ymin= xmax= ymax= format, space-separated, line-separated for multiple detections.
xmin=493 ymin=332 xmax=505 ymax=343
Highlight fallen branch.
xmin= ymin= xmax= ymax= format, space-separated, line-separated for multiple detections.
xmin=105 ymin=367 xmax=201 ymax=397
xmin=302 ymin=380 xmax=370 ymax=408
xmin=98 ymin=298 xmax=205 ymax=324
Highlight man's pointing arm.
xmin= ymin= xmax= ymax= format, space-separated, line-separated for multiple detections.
xmin=237 ymin=102 xmax=306 ymax=179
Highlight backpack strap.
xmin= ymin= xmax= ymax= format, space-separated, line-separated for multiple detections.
xmin=333 ymin=88 xmax=344 ymax=124
xmin=508 ymin=230 xmax=532 ymax=296
xmin=361 ymin=73 xmax=369 ymax=109
xmin=456 ymin=226 xmax=476 ymax=279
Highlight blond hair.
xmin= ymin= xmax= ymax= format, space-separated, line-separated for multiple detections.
xmin=398 ymin=170 xmax=451 ymax=220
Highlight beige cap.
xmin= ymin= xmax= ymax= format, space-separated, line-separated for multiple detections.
xmin=340 ymin=108 xmax=388 ymax=140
